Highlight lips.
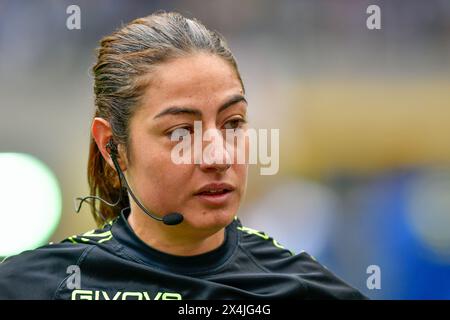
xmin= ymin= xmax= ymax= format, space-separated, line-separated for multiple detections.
xmin=194 ymin=183 xmax=235 ymax=196
xmin=194 ymin=183 xmax=235 ymax=206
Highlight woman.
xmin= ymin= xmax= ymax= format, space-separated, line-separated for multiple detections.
xmin=0 ymin=11 xmax=366 ymax=299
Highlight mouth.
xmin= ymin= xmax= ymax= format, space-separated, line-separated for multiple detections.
xmin=194 ymin=183 xmax=235 ymax=206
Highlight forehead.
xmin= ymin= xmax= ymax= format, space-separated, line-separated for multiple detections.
xmin=139 ymin=53 xmax=244 ymax=117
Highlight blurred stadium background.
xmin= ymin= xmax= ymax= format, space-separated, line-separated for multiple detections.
xmin=1 ymin=0 xmax=450 ymax=299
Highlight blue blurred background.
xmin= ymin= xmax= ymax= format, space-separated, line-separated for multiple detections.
xmin=1 ymin=0 xmax=450 ymax=299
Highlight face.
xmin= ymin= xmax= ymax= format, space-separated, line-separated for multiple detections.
xmin=124 ymin=53 xmax=249 ymax=234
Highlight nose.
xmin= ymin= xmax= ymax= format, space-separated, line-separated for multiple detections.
xmin=198 ymin=129 xmax=232 ymax=173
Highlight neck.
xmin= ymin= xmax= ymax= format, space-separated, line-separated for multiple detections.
xmin=127 ymin=205 xmax=225 ymax=257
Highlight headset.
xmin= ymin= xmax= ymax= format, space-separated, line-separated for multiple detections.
xmin=74 ymin=139 xmax=184 ymax=226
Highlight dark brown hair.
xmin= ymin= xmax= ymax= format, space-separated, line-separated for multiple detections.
xmin=88 ymin=11 xmax=244 ymax=225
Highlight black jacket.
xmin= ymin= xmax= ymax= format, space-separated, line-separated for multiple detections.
xmin=0 ymin=207 xmax=366 ymax=300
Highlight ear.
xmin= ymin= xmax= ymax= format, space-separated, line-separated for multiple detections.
xmin=91 ymin=117 xmax=127 ymax=171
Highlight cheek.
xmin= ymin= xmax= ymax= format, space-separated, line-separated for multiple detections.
xmin=233 ymin=164 xmax=248 ymax=191
xmin=151 ymin=154 xmax=194 ymax=197
xmin=129 ymin=143 xmax=166 ymax=189
xmin=147 ymin=153 xmax=189 ymax=186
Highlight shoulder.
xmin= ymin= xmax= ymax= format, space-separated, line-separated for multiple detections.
xmin=0 ymin=224 xmax=114 ymax=299
xmin=0 ymin=242 xmax=90 ymax=299
xmin=236 ymin=222 xmax=295 ymax=261
xmin=235 ymin=221 xmax=367 ymax=299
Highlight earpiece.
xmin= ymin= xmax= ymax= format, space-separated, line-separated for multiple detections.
xmin=106 ymin=139 xmax=118 ymax=158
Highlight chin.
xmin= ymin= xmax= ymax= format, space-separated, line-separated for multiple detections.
xmin=186 ymin=208 xmax=236 ymax=231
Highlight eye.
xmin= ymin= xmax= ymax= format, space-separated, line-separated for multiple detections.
xmin=223 ymin=118 xmax=247 ymax=131
xmin=167 ymin=126 xmax=193 ymax=139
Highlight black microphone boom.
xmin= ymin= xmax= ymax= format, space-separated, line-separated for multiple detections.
xmin=108 ymin=140 xmax=184 ymax=226
xmin=74 ymin=139 xmax=184 ymax=226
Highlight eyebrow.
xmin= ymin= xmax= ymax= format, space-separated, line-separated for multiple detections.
xmin=153 ymin=94 xmax=247 ymax=119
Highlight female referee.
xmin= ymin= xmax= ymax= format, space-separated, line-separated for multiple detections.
xmin=0 ymin=11 xmax=366 ymax=300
